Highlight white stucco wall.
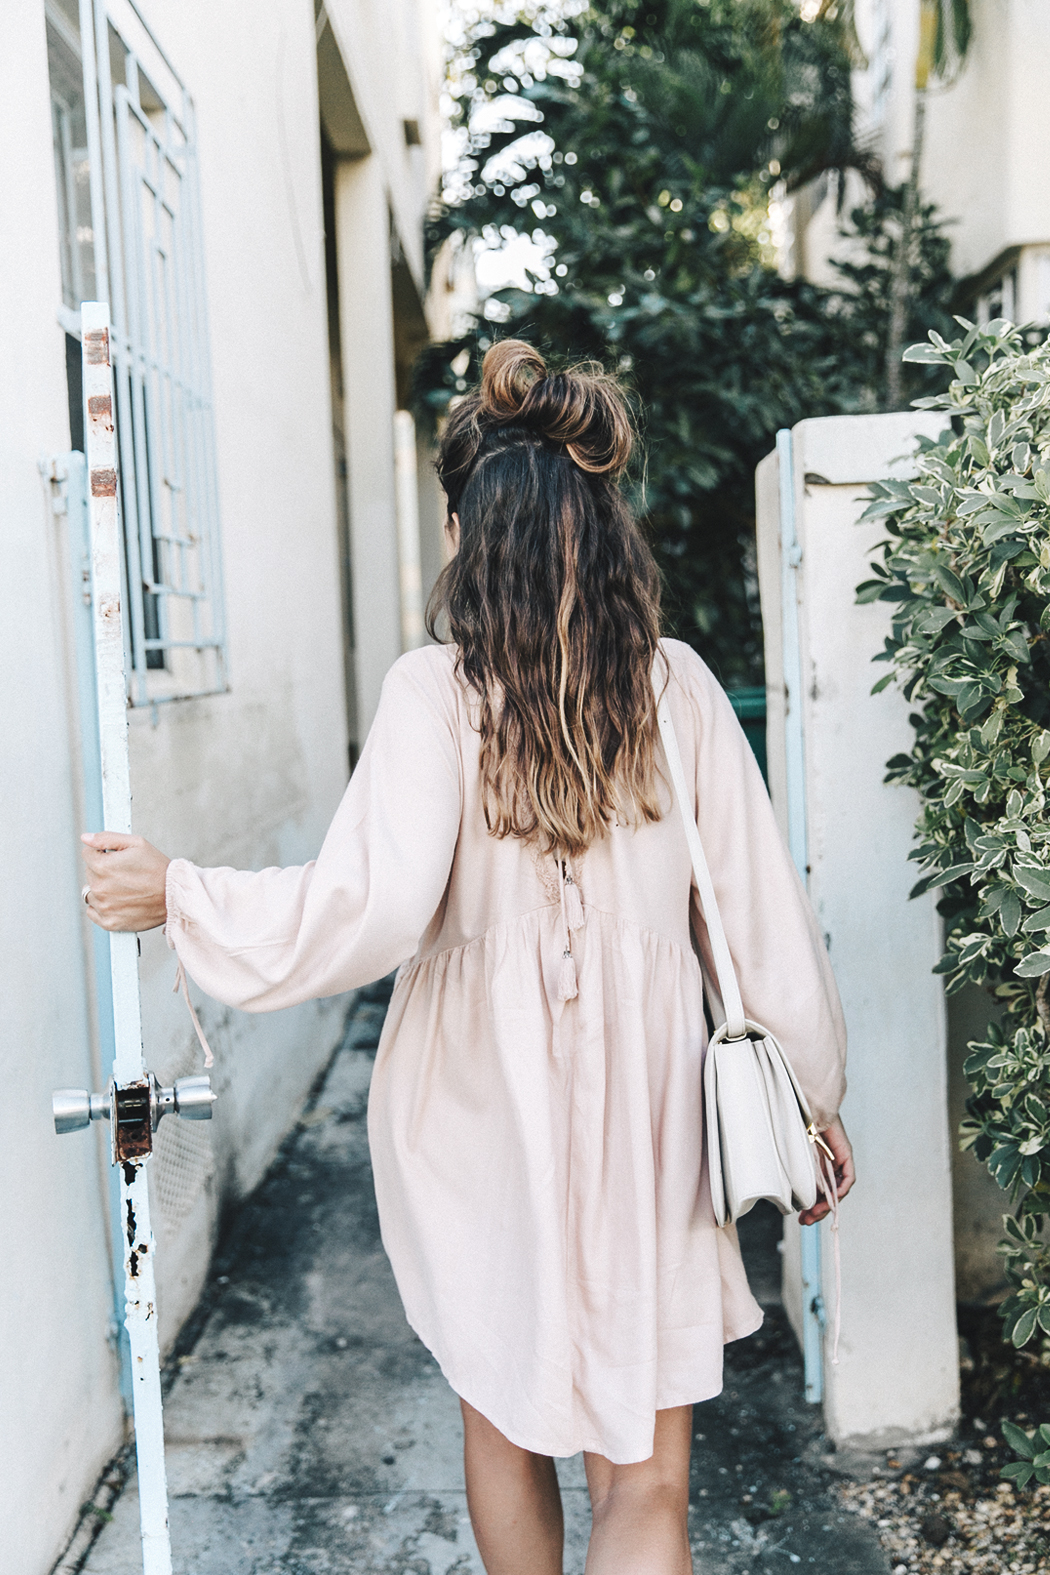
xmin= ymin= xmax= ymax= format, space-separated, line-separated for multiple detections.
xmin=120 ymin=0 xmax=353 ymax=1341
xmin=0 ymin=13 xmax=126 ymax=1570
xmin=0 ymin=1 xmax=440 ymax=1567
xmin=795 ymin=0 xmax=1050 ymax=303
xmin=883 ymin=0 xmax=1050 ymax=282
xmin=757 ymin=414 xmax=961 ymax=1447
xmin=316 ymin=0 xmax=445 ymax=735
xmin=335 ymin=154 xmax=404 ymax=733
xmin=325 ymin=0 xmax=442 ymax=300
xmin=918 ymin=3 xmax=1015 ymax=280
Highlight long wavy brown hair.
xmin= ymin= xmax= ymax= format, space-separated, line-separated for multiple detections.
xmin=427 ymin=339 xmax=664 ymax=858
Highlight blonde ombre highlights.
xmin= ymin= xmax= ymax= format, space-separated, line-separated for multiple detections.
xmin=428 ymin=340 xmax=663 ymax=859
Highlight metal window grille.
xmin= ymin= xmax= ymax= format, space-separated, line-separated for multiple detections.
xmin=47 ymin=0 xmax=226 ymax=703
xmin=48 ymin=15 xmax=97 ymax=314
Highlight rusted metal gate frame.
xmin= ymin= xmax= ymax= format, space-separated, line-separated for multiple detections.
xmin=82 ymin=300 xmax=172 ymax=1574
xmin=48 ymin=445 xmax=131 ymax=1401
xmin=51 ymin=304 xmax=218 ymax=1569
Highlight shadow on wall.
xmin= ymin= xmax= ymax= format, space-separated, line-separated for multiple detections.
xmin=947 ymin=984 xmax=1009 ymax=1306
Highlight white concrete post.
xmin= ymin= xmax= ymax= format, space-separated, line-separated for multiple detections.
xmin=756 ymin=412 xmax=961 ymax=1448
xmin=334 ymin=155 xmax=403 ymax=731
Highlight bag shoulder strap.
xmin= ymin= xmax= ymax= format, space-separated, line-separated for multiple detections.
xmin=653 ymin=664 xmax=747 ymax=1041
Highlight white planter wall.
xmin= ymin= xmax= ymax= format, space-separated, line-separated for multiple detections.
xmin=756 ymin=413 xmax=961 ymax=1448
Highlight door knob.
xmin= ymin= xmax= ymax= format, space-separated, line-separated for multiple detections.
xmin=53 ymin=1072 xmax=217 ymax=1136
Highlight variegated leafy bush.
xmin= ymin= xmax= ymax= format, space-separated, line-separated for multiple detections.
xmin=858 ymin=318 xmax=1050 ymax=1357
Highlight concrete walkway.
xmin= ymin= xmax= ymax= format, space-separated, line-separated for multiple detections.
xmin=81 ymin=985 xmax=889 ymax=1574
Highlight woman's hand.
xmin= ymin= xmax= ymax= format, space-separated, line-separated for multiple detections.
xmin=797 ymin=1115 xmax=855 ymax=1226
xmin=80 ymin=832 xmax=171 ymax=932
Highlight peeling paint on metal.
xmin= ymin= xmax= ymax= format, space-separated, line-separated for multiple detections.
xmin=114 ymin=1080 xmax=153 ymax=1163
xmin=87 ymin=392 xmax=114 ymax=430
xmin=90 ymin=467 xmax=118 ymax=497
xmin=84 ymin=327 xmax=110 ymax=365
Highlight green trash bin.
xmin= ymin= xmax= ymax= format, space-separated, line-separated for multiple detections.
xmin=727 ymin=687 xmax=767 ymax=783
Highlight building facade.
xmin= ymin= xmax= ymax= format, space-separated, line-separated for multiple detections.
xmin=0 ymin=3 xmax=445 ymax=1569
xmin=787 ymin=0 xmax=1050 ymax=326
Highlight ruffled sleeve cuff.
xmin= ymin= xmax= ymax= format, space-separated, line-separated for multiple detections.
xmin=164 ymin=857 xmax=195 ymax=949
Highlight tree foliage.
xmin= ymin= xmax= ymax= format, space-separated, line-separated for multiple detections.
xmin=833 ymin=189 xmax=957 ymax=411
xmin=881 ymin=0 xmax=974 ymax=404
xmin=419 ymin=0 xmax=956 ymax=685
xmin=858 ymin=320 xmax=1050 ymax=1366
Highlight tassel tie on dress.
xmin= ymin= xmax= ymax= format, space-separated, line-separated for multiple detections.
xmin=556 ymin=856 xmax=585 ymax=1001
xmin=174 ymin=957 xmax=215 ymax=1069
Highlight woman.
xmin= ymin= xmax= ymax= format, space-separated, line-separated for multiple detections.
xmin=82 ymin=341 xmax=854 ymax=1575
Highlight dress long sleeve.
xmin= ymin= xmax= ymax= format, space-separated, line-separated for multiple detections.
xmin=164 ymin=651 xmax=463 ymax=1011
xmin=671 ymin=644 xmax=847 ymax=1129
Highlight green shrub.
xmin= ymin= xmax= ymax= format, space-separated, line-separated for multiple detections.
xmin=1001 ymin=1419 xmax=1050 ymax=1489
xmin=860 ymin=318 xmax=1050 ymax=1481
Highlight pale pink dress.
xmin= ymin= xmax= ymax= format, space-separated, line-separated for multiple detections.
xmin=165 ymin=638 xmax=846 ymax=1464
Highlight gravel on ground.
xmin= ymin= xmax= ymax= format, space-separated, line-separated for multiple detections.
xmin=835 ymin=1301 xmax=1050 ymax=1572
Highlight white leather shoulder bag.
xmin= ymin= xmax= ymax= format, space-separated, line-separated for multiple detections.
xmin=653 ymin=673 xmax=838 ymax=1232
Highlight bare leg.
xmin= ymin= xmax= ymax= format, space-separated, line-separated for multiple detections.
xmin=460 ymin=1398 xmax=564 ymax=1575
xmin=583 ymin=1405 xmax=693 ymax=1575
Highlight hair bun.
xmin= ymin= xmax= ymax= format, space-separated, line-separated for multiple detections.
xmin=480 ymin=341 xmax=633 ymax=478
xmin=525 ymin=362 xmax=633 ymax=476
xmin=480 ymin=339 xmax=548 ymax=418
